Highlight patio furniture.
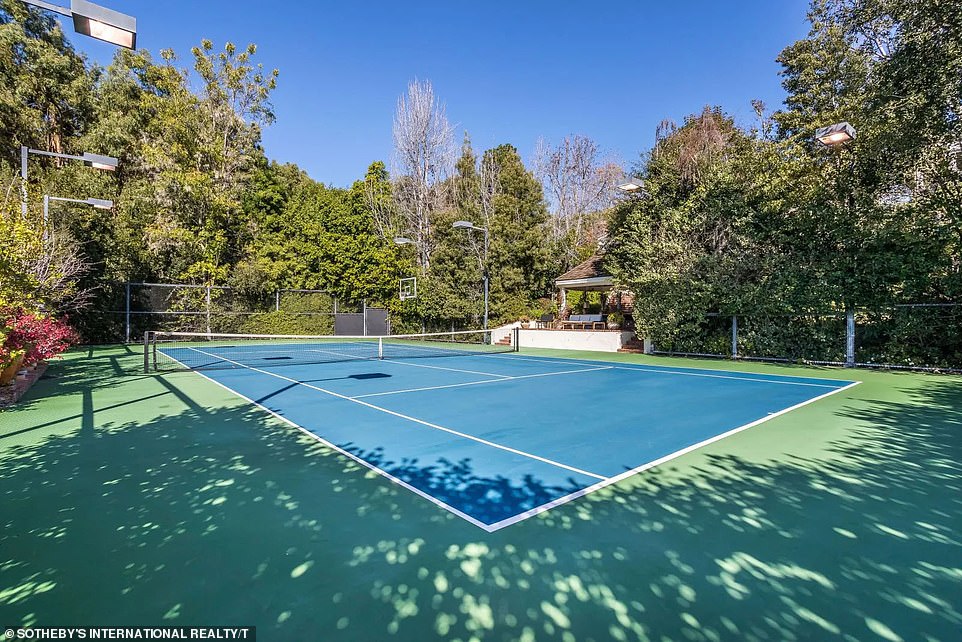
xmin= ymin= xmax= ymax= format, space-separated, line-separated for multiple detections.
xmin=560 ymin=314 xmax=605 ymax=330
xmin=537 ymin=313 xmax=556 ymax=328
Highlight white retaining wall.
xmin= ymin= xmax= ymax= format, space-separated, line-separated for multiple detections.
xmin=517 ymin=329 xmax=634 ymax=353
xmin=489 ymin=322 xmax=521 ymax=345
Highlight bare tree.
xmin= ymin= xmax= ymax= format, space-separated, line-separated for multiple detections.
xmin=27 ymin=234 xmax=95 ymax=311
xmin=534 ymin=135 xmax=621 ymax=267
xmin=392 ymin=79 xmax=455 ymax=273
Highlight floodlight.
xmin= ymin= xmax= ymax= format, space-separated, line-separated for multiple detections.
xmin=87 ymin=198 xmax=113 ymax=209
xmin=394 ymin=237 xmax=413 ymax=245
xmin=616 ymin=177 xmax=645 ymax=193
xmin=815 ymin=122 xmax=856 ymax=147
xmin=82 ymin=151 xmax=119 ymax=171
xmin=71 ymin=0 xmax=136 ymax=48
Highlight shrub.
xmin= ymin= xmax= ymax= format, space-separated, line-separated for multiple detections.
xmin=0 ymin=308 xmax=79 ymax=368
xmin=607 ymin=311 xmax=625 ymax=327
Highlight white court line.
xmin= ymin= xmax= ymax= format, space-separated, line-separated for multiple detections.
xmin=491 ymin=353 xmax=847 ymax=389
xmin=159 ymin=345 xmax=860 ymax=532
xmin=482 ymin=379 xmax=863 ymax=531
xmin=352 ymin=366 xmax=614 ymax=399
xmin=178 ymin=365 xmax=497 ymax=531
xmin=185 ymin=346 xmax=607 ymax=481
xmin=305 ymin=343 xmax=513 ymax=378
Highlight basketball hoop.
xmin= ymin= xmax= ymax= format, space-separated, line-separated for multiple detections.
xmin=400 ymin=277 xmax=417 ymax=301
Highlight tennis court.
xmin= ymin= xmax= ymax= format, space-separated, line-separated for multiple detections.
xmin=4 ymin=343 xmax=961 ymax=639
xmin=149 ymin=330 xmax=857 ymax=531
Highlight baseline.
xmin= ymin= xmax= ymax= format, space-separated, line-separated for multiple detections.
xmin=483 ymin=379 xmax=862 ymax=530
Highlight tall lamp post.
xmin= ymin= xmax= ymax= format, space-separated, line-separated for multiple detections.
xmin=18 ymin=0 xmax=137 ymax=48
xmin=815 ymin=121 xmax=857 ymax=367
xmin=453 ymin=220 xmax=489 ymax=332
xmin=44 ymin=194 xmax=112 ymax=233
xmin=20 ymin=146 xmax=118 ymax=217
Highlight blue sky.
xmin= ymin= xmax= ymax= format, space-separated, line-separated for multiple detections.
xmin=69 ymin=0 xmax=813 ymax=188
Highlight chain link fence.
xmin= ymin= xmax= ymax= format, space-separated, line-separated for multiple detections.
xmin=648 ymin=304 xmax=962 ymax=372
xmin=102 ymin=283 xmax=389 ymax=342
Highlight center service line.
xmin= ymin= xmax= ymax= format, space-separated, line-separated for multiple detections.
xmin=185 ymin=346 xmax=607 ymax=481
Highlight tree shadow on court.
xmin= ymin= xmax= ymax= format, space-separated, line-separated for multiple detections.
xmin=336 ymin=443 xmax=585 ymax=526
xmin=1 ymin=362 xmax=960 ymax=641
xmin=6 ymin=345 xmax=148 ymax=413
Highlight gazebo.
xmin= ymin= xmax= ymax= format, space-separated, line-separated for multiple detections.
xmin=554 ymin=254 xmax=629 ymax=320
xmin=491 ymin=253 xmax=639 ymax=352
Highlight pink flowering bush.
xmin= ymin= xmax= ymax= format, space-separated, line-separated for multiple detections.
xmin=0 ymin=308 xmax=79 ymax=369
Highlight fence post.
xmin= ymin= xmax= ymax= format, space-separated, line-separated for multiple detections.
xmin=205 ymin=286 xmax=211 ymax=335
xmin=143 ymin=331 xmax=149 ymax=373
xmin=363 ymin=299 xmax=368 ymax=336
xmin=731 ymin=316 xmax=738 ymax=359
xmin=125 ymin=282 xmax=131 ymax=343
xmin=846 ymin=308 xmax=855 ymax=367
xmin=275 ymin=290 xmax=280 ymax=312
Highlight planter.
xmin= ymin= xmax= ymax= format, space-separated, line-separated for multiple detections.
xmin=0 ymin=352 xmax=26 ymax=385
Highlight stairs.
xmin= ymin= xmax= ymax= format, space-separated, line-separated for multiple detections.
xmin=495 ymin=336 xmax=513 ymax=346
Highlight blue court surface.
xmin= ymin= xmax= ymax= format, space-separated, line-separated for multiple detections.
xmin=161 ymin=344 xmax=857 ymax=531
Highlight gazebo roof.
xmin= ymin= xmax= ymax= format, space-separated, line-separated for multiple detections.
xmin=555 ymin=255 xmax=614 ymax=291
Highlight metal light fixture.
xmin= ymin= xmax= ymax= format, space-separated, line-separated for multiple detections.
xmin=815 ymin=122 xmax=857 ymax=147
xmin=20 ymin=0 xmax=137 ymax=49
xmin=452 ymin=221 xmax=490 ymax=332
xmin=813 ymin=120 xmax=859 ymax=368
xmin=43 ymin=194 xmax=113 ymax=239
xmin=82 ymin=151 xmax=119 ymax=171
xmin=616 ymin=177 xmax=645 ymax=193
xmin=47 ymin=195 xmax=114 ymax=209
xmin=71 ymin=0 xmax=136 ymax=48
xmin=394 ymin=236 xmax=413 ymax=245
xmin=19 ymin=145 xmax=119 ymax=216
xmin=87 ymin=197 xmax=113 ymax=209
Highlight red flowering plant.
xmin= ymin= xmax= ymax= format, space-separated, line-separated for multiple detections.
xmin=0 ymin=307 xmax=79 ymax=368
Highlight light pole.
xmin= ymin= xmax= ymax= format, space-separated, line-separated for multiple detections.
xmin=815 ymin=121 xmax=857 ymax=367
xmin=43 ymin=194 xmax=112 ymax=237
xmin=453 ymin=220 xmax=489 ymax=332
xmin=20 ymin=145 xmax=118 ymax=217
xmin=19 ymin=0 xmax=137 ymax=48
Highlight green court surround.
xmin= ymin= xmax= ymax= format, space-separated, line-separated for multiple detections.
xmin=1 ymin=345 xmax=960 ymax=640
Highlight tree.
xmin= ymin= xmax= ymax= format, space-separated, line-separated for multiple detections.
xmin=483 ymin=144 xmax=554 ymax=322
xmin=391 ymin=79 xmax=455 ymax=273
xmin=534 ymin=135 xmax=621 ymax=267
xmin=0 ymin=0 xmax=94 ymax=161
xmin=0 ymin=176 xmax=91 ymax=312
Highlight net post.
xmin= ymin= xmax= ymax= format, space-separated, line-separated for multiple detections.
xmin=143 ymin=331 xmax=150 ymax=373
xmin=513 ymin=327 xmax=520 ymax=351
xmin=731 ymin=316 xmax=738 ymax=359
xmin=845 ymin=308 xmax=855 ymax=367
xmin=378 ymin=337 xmax=384 ymax=360
xmin=125 ymin=282 xmax=131 ymax=343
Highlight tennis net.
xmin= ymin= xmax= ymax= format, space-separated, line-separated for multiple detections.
xmin=144 ymin=328 xmax=519 ymax=372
